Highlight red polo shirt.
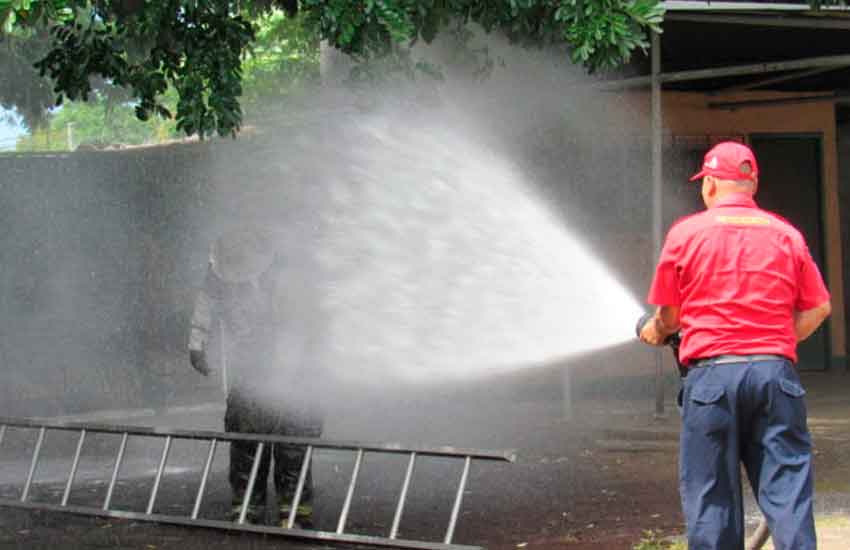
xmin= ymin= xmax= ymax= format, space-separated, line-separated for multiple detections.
xmin=647 ymin=193 xmax=830 ymax=365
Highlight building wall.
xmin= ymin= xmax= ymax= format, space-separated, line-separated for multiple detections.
xmin=661 ymin=91 xmax=846 ymax=361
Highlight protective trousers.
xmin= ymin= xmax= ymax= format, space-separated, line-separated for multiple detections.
xmin=679 ymin=358 xmax=816 ymax=550
xmin=225 ymin=390 xmax=323 ymax=513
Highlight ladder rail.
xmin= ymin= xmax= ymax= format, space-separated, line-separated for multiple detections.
xmin=0 ymin=416 xmax=515 ymax=462
xmin=0 ymin=499 xmax=486 ymax=550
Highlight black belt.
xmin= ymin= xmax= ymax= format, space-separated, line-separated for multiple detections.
xmin=690 ymin=354 xmax=788 ymax=368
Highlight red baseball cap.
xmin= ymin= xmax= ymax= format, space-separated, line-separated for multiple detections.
xmin=689 ymin=141 xmax=759 ymax=182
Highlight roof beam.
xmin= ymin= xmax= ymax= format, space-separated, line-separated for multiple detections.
xmin=709 ymin=66 xmax=849 ymax=95
xmin=662 ymin=1 xmax=850 ymax=12
xmin=597 ymin=53 xmax=850 ymax=90
xmin=707 ymin=92 xmax=844 ymax=110
xmin=666 ymin=12 xmax=850 ymax=29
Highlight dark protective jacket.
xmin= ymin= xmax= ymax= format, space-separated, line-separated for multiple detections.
xmin=189 ymin=227 xmax=324 ymax=403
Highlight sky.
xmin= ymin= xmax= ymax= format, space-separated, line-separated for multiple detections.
xmin=0 ymin=108 xmax=25 ymax=151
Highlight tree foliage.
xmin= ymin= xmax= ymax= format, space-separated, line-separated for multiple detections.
xmin=240 ymin=9 xmax=320 ymax=112
xmin=13 ymin=9 xmax=321 ymax=151
xmin=0 ymin=24 xmax=54 ymax=130
xmin=41 ymin=0 xmax=850 ymax=141
xmin=2 ymin=1 xmax=842 ymax=140
xmin=15 ymin=88 xmax=179 ymax=150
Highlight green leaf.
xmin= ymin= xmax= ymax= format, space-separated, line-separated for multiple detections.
xmin=2 ymin=0 xmax=679 ymax=139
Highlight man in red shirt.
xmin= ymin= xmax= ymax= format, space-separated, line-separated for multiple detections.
xmin=639 ymin=141 xmax=831 ymax=550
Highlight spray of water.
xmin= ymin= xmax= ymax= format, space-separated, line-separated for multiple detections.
xmin=255 ymin=107 xmax=645 ymax=387
xmin=0 ymin=27 xmax=661 ymax=422
xmin=202 ymin=30 xmax=658 ymax=403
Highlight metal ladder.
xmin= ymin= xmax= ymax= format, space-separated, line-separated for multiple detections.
xmin=0 ymin=416 xmax=515 ymax=550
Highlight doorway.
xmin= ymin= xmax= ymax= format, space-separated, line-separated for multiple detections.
xmin=750 ymin=134 xmax=829 ymax=371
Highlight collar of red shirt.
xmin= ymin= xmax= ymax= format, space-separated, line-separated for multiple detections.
xmin=711 ymin=192 xmax=757 ymax=209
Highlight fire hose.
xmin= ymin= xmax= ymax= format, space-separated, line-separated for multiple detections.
xmin=635 ymin=313 xmax=771 ymax=550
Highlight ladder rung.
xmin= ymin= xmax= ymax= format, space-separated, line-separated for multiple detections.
xmin=444 ymin=456 xmax=472 ymax=544
xmin=146 ymin=436 xmax=172 ymax=515
xmin=192 ymin=438 xmax=217 ymax=520
xmin=21 ymin=427 xmax=47 ymax=502
xmin=337 ymin=448 xmax=364 ymax=534
xmin=390 ymin=451 xmax=417 ymax=539
xmin=103 ymin=432 xmax=128 ymax=511
xmin=238 ymin=442 xmax=264 ymax=525
xmin=285 ymin=445 xmax=313 ymax=529
xmin=61 ymin=429 xmax=87 ymax=507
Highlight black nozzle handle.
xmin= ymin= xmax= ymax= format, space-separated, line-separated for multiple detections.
xmin=636 ymin=312 xmax=653 ymax=339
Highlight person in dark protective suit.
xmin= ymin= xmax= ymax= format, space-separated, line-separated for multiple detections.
xmin=188 ymin=226 xmax=323 ymax=528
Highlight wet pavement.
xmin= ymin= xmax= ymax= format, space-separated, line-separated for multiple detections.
xmin=0 ymin=398 xmax=522 ymax=550
xmin=2 ymin=369 xmax=850 ymax=549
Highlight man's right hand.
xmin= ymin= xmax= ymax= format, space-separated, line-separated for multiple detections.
xmin=190 ymin=349 xmax=210 ymax=376
xmin=639 ymin=305 xmax=682 ymax=346
xmin=639 ymin=317 xmax=667 ymax=346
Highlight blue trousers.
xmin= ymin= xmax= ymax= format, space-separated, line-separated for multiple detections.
xmin=679 ymin=358 xmax=816 ymax=550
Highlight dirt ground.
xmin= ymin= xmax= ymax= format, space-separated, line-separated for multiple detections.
xmin=1 ymin=369 xmax=849 ymax=550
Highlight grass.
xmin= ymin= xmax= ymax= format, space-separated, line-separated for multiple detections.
xmin=633 ymin=516 xmax=850 ymax=550
xmin=816 ymin=515 xmax=850 ymax=528
xmin=632 ymin=530 xmax=686 ymax=550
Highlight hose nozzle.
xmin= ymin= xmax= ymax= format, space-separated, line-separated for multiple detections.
xmin=635 ymin=312 xmax=654 ymax=339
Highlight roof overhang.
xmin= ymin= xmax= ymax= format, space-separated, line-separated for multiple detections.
xmin=602 ymin=1 xmax=850 ymax=113
xmin=662 ymin=1 xmax=850 ymax=12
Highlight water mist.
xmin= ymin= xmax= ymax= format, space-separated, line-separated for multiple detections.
xmin=303 ymin=110 xmax=645 ymax=386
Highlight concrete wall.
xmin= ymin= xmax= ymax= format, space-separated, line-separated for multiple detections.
xmin=0 ymin=130 xmax=671 ymax=415
xmin=0 ymin=128 xmax=371 ymax=416
xmin=0 ymin=145 xmax=220 ymax=415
